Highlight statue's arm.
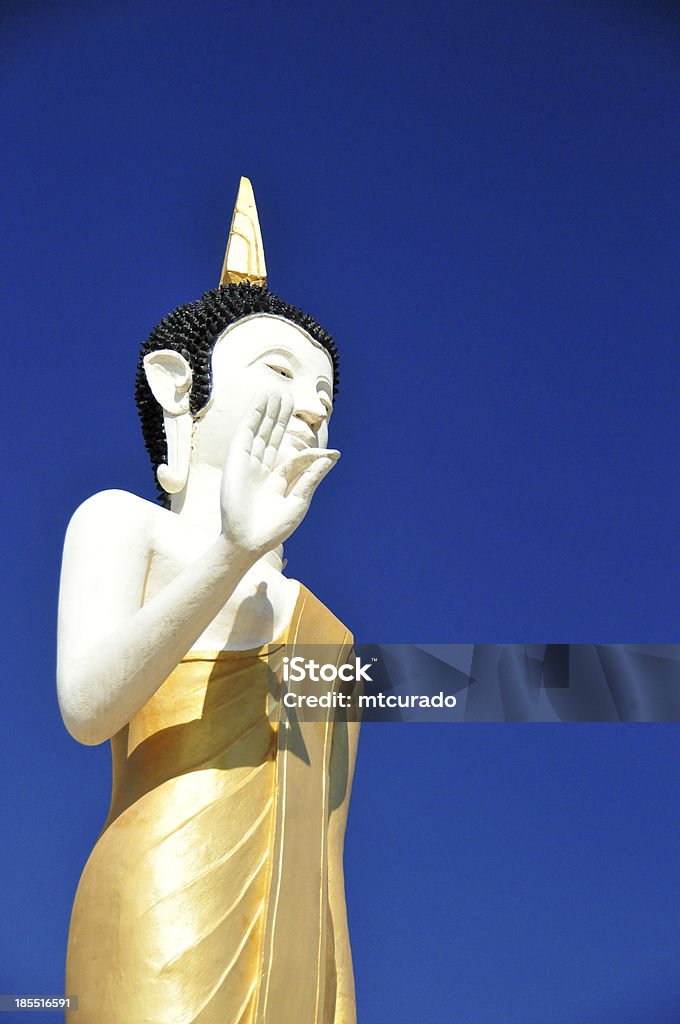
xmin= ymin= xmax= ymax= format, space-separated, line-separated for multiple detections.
xmin=56 ymin=488 xmax=256 ymax=746
xmin=328 ymin=712 xmax=361 ymax=1024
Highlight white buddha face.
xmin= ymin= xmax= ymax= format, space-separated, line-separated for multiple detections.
xmin=193 ymin=314 xmax=334 ymax=471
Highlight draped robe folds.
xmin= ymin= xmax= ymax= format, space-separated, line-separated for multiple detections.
xmin=65 ymin=585 xmax=358 ymax=1024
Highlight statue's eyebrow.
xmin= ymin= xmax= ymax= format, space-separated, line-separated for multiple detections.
xmin=246 ymin=346 xmax=298 ymax=366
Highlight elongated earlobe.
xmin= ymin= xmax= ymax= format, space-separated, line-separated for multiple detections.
xmin=143 ymin=351 xmax=193 ymax=495
xmin=157 ymin=413 xmax=192 ymax=494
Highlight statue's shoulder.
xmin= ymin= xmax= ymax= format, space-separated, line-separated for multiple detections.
xmin=64 ymin=489 xmax=166 ymax=550
xmin=68 ymin=487 xmax=161 ymax=525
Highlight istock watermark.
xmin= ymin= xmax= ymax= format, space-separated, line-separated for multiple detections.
xmin=265 ymin=643 xmax=680 ymax=722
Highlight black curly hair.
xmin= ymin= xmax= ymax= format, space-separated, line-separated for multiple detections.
xmin=135 ymin=282 xmax=339 ymax=504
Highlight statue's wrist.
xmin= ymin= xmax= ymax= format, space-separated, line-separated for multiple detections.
xmin=213 ymin=533 xmax=259 ymax=577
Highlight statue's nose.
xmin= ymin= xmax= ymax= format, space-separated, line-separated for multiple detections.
xmin=293 ymin=388 xmax=327 ymax=433
xmin=294 ymin=405 xmax=325 ymax=433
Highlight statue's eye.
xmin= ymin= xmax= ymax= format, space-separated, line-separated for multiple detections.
xmin=266 ymin=364 xmax=293 ymax=379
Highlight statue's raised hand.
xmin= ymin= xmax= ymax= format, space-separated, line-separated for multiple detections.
xmin=221 ymin=392 xmax=339 ymax=559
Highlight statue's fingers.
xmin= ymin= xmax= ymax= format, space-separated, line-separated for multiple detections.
xmin=287 ymin=456 xmax=337 ymax=505
xmin=252 ymin=393 xmax=283 ymax=462
xmin=235 ymin=393 xmax=269 ymax=453
xmin=263 ymin=394 xmax=294 ymax=469
xmin=276 ymin=448 xmax=340 ymax=487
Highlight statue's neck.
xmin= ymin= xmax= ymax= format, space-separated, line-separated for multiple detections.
xmin=170 ymin=462 xmax=222 ymax=533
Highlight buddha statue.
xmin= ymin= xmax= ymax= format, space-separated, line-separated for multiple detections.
xmin=57 ymin=179 xmax=359 ymax=1023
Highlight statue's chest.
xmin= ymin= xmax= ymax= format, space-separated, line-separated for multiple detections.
xmin=143 ymin=532 xmax=299 ymax=650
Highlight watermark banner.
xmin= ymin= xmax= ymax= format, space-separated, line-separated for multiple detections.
xmin=265 ymin=644 xmax=680 ymax=722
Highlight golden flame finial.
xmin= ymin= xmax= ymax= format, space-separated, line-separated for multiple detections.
xmin=219 ymin=176 xmax=267 ymax=287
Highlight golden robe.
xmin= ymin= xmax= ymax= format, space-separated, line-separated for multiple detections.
xmin=66 ymin=585 xmax=358 ymax=1024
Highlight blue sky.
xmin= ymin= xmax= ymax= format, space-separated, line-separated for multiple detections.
xmin=2 ymin=1 xmax=680 ymax=1020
